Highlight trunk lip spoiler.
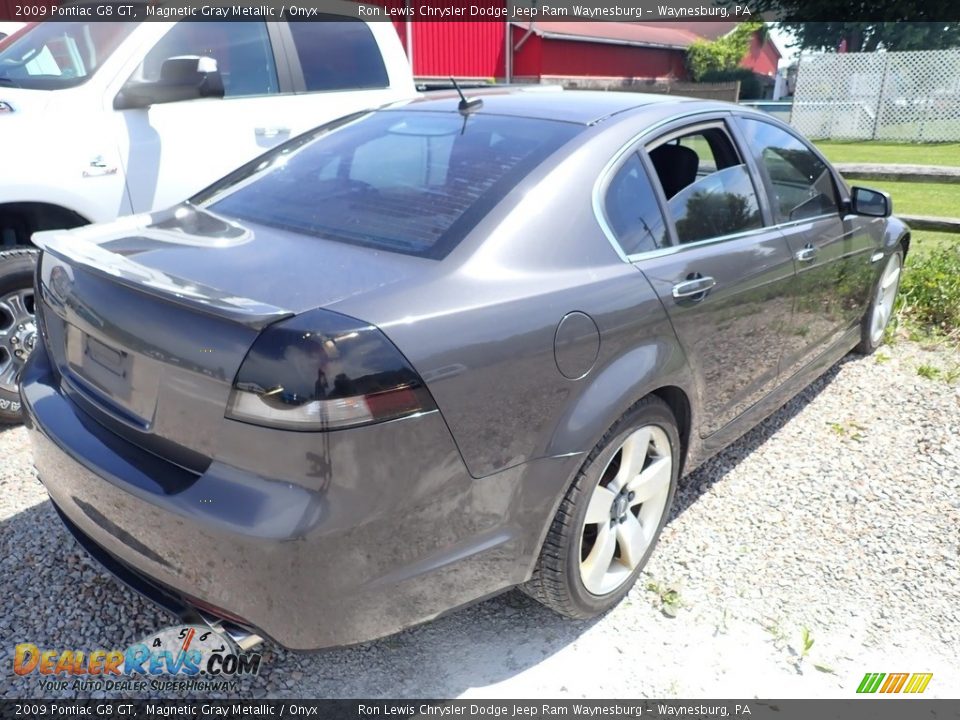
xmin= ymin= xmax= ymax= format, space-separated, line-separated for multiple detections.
xmin=34 ymin=230 xmax=295 ymax=331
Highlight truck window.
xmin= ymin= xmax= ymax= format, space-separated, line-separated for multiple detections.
xmin=287 ymin=18 xmax=389 ymax=92
xmin=0 ymin=22 xmax=136 ymax=90
xmin=135 ymin=21 xmax=278 ymax=98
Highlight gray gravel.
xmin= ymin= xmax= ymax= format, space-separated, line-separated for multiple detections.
xmin=2 ymin=340 xmax=958 ymax=699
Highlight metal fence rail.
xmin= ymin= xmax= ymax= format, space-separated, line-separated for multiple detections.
xmin=792 ymin=49 xmax=960 ymax=142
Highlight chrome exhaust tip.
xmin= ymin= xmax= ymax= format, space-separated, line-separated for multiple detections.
xmin=195 ymin=610 xmax=264 ymax=651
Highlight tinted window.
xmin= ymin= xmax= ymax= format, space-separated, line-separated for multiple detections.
xmin=0 ymin=22 xmax=136 ymax=90
xmin=205 ymin=112 xmax=580 ymax=259
xmin=668 ymin=165 xmax=762 ymax=244
xmin=134 ymin=22 xmax=277 ymax=97
xmin=648 ymin=127 xmax=762 ymax=244
xmin=604 ymin=154 xmax=668 ymax=255
xmin=739 ymin=118 xmax=839 ymax=223
xmin=288 ymin=19 xmax=389 ymax=91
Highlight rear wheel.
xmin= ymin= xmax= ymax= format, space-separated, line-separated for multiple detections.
xmin=857 ymin=249 xmax=903 ymax=355
xmin=0 ymin=248 xmax=40 ymax=425
xmin=523 ymin=396 xmax=679 ymax=618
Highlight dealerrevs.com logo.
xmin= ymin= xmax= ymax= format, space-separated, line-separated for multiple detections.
xmin=13 ymin=624 xmax=262 ymax=693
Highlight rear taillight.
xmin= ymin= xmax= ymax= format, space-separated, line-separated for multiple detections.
xmin=225 ymin=308 xmax=435 ymax=431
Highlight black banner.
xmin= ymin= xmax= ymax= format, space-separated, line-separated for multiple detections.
xmin=3 ymin=0 xmax=960 ymax=23
xmin=2 ymin=700 xmax=960 ymax=720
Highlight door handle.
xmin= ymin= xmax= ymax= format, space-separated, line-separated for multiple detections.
xmin=672 ymin=275 xmax=717 ymax=299
xmin=795 ymin=244 xmax=818 ymax=263
xmin=255 ymin=127 xmax=290 ymax=138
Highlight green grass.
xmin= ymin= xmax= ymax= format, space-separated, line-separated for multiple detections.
xmin=882 ymin=181 xmax=960 ymax=218
xmin=816 ymin=141 xmax=960 ymax=167
xmin=911 ymin=230 xmax=957 ymax=257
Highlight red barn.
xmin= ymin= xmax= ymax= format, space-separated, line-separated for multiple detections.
xmin=375 ymin=11 xmax=781 ymax=87
xmin=509 ymin=22 xmax=696 ymax=83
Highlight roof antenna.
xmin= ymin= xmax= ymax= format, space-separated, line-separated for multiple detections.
xmin=451 ymin=76 xmax=483 ymax=114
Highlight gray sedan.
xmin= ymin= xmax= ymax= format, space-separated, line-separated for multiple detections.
xmin=21 ymin=90 xmax=907 ymax=650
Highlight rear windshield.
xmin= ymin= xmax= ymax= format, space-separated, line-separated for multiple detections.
xmin=204 ymin=111 xmax=581 ymax=259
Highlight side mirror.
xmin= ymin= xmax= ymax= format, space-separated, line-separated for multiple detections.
xmin=850 ymin=186 xmax=892 ymax=218
xmin=114 ymin=56 xmax=224 ymax=110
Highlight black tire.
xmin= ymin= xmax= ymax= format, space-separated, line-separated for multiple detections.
xmin=0 ymin=248 xmax=40 ymax=425
xmin=856 ymin=248 xmax=904 ymax=356
xmin=522 ymin=395 xmax=680 ymax=618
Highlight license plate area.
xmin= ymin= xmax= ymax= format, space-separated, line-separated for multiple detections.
xmin=64 ymin=325 xmax=159 ymax=427
xmin=87 ymin=335 xmax=125 ymax=375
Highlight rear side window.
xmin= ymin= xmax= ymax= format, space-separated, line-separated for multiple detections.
xmin=135 ymin=21 xmax=277 ymax=97
xmin=738 ymin=118 xmax=839 ymax=223
xmin=603 ymin=154 xmax=668 ymax=255
xmin=647 ymin=126 xmax=762 ymax=245
xmin=205 ymin=111 xmax=580 ymax=258
xmin=288 ymin=19 xmax=389 ymax=92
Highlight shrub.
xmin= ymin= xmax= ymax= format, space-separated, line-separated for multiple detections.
xmin=686 ymin=22 xmax=764 ymax=81
xmin=700 ymin=67 xmax=764 ymax=100
xmin=899 ymin=245 xmax=960 ymax=337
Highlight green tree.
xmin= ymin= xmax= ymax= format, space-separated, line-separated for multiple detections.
xmin=687 ymin=22 xmax=765 ymax=81
xmin=790 ymin=22 xmax=960 ymax=52
xmin=737 ymin=1 xmax=960 ymax=52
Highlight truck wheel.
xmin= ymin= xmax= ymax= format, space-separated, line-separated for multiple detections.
xmin=0 ymin=248 xmax=40 ymax=425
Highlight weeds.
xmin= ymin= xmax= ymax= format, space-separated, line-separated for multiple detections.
xmin=899 ymin=246 xmax=960 ymax=340
xmin=646 ymin=581 xmax=683 ymax=618
xmin=917 ymin=364 xmax=941 ymax=380
xmin=800 ymin=627 xmax=815 ymax=659
xmin=827 ymin=419 xmax=866 ymax=441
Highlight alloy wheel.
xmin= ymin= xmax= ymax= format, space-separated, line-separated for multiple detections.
xmin=579 ymin=425 xmax=673 ymax=596
xmin=0 ymin=288 xmax=36 ymax=393
xmin=870 ymin=253 xmax=902 ymax=345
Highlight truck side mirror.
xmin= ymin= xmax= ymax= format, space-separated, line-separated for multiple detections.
xmin=114 ymin=56 xmax=225 ymax=110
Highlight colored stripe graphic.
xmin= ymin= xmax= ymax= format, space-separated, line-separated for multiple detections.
xmin=857 ymin=672 xmax=932 ymax=694
xmin=904 ymin=673 xmax=934 ymax=694
xmin=857 ymin=673 xmax=885 ymax=693
xmin=880 ymin=673 xmax=909 ymax=693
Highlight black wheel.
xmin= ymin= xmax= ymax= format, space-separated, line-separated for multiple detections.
xmin=856 ymin=248 xmax=903 ymax=355
xmin=523 ymin=395 xmax=680 ymax=618
xmin=0 ymin=248 xmax=40 ymax=425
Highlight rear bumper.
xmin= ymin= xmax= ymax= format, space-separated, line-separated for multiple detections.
xmin=21 ymin=342 xmax=569 ymax=650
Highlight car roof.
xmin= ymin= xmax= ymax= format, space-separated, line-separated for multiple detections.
xmin=395 ymin=89 xmax=707 ymax=125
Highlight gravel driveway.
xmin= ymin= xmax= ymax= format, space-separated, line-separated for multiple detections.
xmin=2 ymin=340 xmax=958 ymax=699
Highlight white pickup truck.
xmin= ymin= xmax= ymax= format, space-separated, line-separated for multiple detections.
xmin=0 ymin=13 xmax=416 ymax=422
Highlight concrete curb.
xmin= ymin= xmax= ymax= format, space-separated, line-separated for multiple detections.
xmin=899 ymin=214 xmax=960 ymax=233
xmin=836 ymin=163 xmax=960 ymax=184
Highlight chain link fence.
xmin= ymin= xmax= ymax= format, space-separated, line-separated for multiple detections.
xmin=791 ymin=49 xmax=960 ymax=142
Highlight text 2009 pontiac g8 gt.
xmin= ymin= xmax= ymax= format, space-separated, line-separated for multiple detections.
xmin=22 ymin=91 xmax=906 ymax=649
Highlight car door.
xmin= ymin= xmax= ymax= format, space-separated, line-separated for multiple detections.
xmin=734 ymin=116 xmax=876 ymax=379
xmin=115 ymin=21 xmax=294 ymax=213
xmin=602 ymin=117 xmax=797 ymax=437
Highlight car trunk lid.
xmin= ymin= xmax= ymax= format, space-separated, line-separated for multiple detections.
xmin=33 ymin=205 xmax=431 ymax=473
